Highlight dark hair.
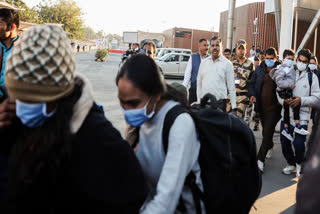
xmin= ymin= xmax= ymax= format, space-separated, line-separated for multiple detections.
xmin=211 ymin=36 xmax=222 ymax=43
xmin=0 ymin=8 xmax=20 ymax=29
xmin=12 ymin=78 xmax=83 ymax=194
xmin=223 ymin=48 xmax=231 ymax=54
xmin=132 ymin=43 xmax=139 ymax=47
xmin=283 ymin=49 xmax=295 ymax=59
xmin=116 ymin=54 xmax=166 ymax=96
xmin=265 ymin=47 xmax=277 ymax=58
xmin=144 ymin=41 xmax=156 ymax=53
xmin=199 ymin=38 xmax=207 ymax=43
xmin=298 ymin=49 xmax=312 ymax=62
xmin=310 ymin=56 xmax=318 ymax=65
xmin=254 ymin=55 xmax=260 ymax=61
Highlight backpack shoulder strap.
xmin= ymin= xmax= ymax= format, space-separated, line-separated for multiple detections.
xmin=308 ymin=71 xmax=313 ymax=96
xmin=162 ymin=105 xmax=189 ymax=154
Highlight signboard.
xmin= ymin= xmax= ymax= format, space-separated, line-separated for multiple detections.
xmin=123 ymin=31 xmax=138 ymax=43
xmin=175 ymin=31 xmax=192 ymax=39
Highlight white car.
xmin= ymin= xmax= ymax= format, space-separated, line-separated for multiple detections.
xmin=155 ymin=48 xmax=192 ymax=60
xmin=156 ymin=53 xmax=191 ymax=77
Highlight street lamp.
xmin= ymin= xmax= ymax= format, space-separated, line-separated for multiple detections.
xmin=253 ymin=17 xmax=258 ymax=52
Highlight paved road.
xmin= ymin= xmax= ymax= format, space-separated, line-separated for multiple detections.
xmin=75 ymin=51 xmax=297 ymax=214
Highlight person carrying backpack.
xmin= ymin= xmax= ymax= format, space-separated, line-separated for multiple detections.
xmin=117 ymin=54 xmax=261 ymax=214
xmin=277 ymin=49 xmax=320 ymax=177
xmin=117 ymin=54 xmax=204 ymax=214
xmin=0 ymin=25 xmax=147 ymax=213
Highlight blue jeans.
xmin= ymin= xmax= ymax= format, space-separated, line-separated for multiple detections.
xmin=280 ymin=121 xmax=307 ymax=165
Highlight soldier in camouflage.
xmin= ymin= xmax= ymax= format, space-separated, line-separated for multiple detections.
xmin=227 ymin=40 xmax=254 ymax=118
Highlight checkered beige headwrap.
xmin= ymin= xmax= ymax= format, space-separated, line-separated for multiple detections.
xmin=5 ymin=25 xmax=75 ymax=102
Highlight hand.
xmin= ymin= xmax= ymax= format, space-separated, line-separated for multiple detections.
xmin=0 ymin=98 xmax=16 ymax=129
xmin=288 ymin=96 xmax=301 ymax=108
xmin=291 ymin=84 xmax=295 ymax=89
xmin=284 ymin=99 xmax=291 ymax=105
xmin=250 ymin=96 xmax=256 ymax=104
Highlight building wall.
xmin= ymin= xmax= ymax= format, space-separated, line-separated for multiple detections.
xmin=219 ymin=2 xmax=320 ymax=60
xmin=220 ymin=2 xmax=278 ymax=56
xmin=163 ymin=27 xmax=218 ymax=53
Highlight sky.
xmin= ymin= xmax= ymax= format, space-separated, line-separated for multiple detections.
xmin=26 ymin=0 xmax=265 ymax=35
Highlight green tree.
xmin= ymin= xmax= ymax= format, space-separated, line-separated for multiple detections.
xmin=82 ymin=26 xmax=98 ymax=40
xmin=6 ymin=0 xmax=40 ymax=23
xmin=36 ymin=0 xmax=84 ymax=39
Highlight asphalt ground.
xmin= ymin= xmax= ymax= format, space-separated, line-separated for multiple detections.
xmin=75 ymin=52 xmax=300 ymax=214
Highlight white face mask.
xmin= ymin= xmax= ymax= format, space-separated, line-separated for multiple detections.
xmin=283 ymin=58 xmax=294 ymax=68
xmin=309 ymin=64 xmax=317 ymax=71
xmin=297 ymin=61 xmax=307 ymax=71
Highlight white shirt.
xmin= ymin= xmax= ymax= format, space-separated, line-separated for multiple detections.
xmin=183 ymin=54 xmax=206 ymax=88
xmin=197 ymin=55 xmax=237 ymax=109
xmin=137 ymin=100 xmax=205 ymax=214
xmin=250 ymin=49 xmax=256 ymax=57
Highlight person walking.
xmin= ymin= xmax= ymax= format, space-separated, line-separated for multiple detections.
xmin=248 ymin=47 xmax=282 ymax=173
xmin=77 ymin=44 xmax=80 ymax=52
xmin=227 ymin=39 xmax=253 ymax=118
xmin=1 ymin=25 xmax=147 ymax=213
xmin=197 ymin=36 xmax=236 ymax=112
xmin=278 ymin=49 xmax=320 ymax=177
xmin=183 ymin=38 xmax=209 ymax=105
xmin=117 ymin=54 xmax=205 ymax=214
xmin=0 ymin=8 xmax=19 ymax=200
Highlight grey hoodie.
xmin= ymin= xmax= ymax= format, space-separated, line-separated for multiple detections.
xmin=277 ymin=68 xmax=320 ymax=126
xmin=269 ymin=63 xmax=296 ymax=89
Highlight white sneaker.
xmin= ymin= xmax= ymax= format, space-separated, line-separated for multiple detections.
xmin=257 ymin=160 xmax=264 ymax=172
xmin=296 ymin=164 xmax=302 ymax=177
xmin=281 ymin=130 xmax=294 ymax=141
xmin=266 ymin=149 xmax=273 ymax=159
xmin=282 ymin=165 xmax=296 ymax=175
xmin=294 ymin=127 xmax=309 ymax=135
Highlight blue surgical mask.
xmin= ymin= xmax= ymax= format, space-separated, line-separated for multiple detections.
xmin=283 ymin=58 xmax=294 ymax=68
xmin=16 ymin=100 xmax=56 ymax=128
xmin=121 ymin=98 xmax=156 ymax=127
xmin=309 ymin=64 xmax=317 ymax=71
xmin=265 ymin=59 xmax=275 ymax=68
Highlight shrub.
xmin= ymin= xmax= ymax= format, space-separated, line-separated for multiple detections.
xmin=95 ymin=49 xmax=109 ymax=60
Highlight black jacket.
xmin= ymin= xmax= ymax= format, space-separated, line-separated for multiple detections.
xmin=248 ymin=60 xmax=281 ymax=112
xmin=1 ymin=104 xmax=147 ymax=214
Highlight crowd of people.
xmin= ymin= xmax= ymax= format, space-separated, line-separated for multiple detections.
xmin=0 ymin=8 xmax=320 ymax=214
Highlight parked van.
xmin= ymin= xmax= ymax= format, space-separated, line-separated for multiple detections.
xmin=155 ymin=48 xmax=192 ymax=59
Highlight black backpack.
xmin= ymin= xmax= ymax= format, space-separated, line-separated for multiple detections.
xmin=161 ymin=93 xmax=261 ymax=214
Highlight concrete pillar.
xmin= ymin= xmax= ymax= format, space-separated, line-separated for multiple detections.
xmin=279 ymin=0 xmax=294 ymax=60
xmin=315 ymin=27 xmax=318 ymax=56
xmin=296 ymin=9 xmax=320 ymax=56
xmin=274 ymin=0 xmax=281 ymax=49
xmin=294 ymin=10 xmax=298 ymax=51
xmin=227 ymin=0 xmax=236 ymax=49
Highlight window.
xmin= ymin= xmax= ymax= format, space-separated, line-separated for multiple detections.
xmin=182 ymin=55 xmax=190 ymax=62
xmin=183 ymin=51 xmax=191 ymax=54
xmin=175 ymin=51 xmax=182 ymax=53
xmin=167 ymin=55 xmax=179 ymax=62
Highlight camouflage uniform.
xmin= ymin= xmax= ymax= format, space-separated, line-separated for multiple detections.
xmin=227 ymin=58 xmax=253 ymax=118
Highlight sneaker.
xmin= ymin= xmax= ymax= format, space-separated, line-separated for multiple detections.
xmin=296 ymin=164 xmax=302 ymax=177
xmin=282 ymin=165 xmax=296 ymax=175
xmin=281 ymin=129 xmax=294 ymax=141
xmin=294 ymin=127 xmax=309 ymax=135
xmin=266 ymin=149 xmax=273 ymax=159
xmin=257 ymin=160 xmax=264 ymax=173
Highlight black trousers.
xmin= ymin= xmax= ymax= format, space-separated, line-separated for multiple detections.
xmin=284 ymin=103 xmax=300 ymax=125
xmin=257 ymin=106 xmax=282 ymax=162
xmin=188 ymin=88 xmax=197 ymax=105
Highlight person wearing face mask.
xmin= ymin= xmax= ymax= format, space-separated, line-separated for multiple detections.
xmin=309 ymin=56 xmax=320 ymax=124
xmin=0 ymin=25 xmax=147 ymax=213
xmin=248 ymin=47 xmax=282 ymax=173
xmin=270 ymin=49 xmax=309 ymax=142
xmin=277 ymin=49 xmax=320 ymax=177
xmin=117 ymin=54 xmax=205 ymax=214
